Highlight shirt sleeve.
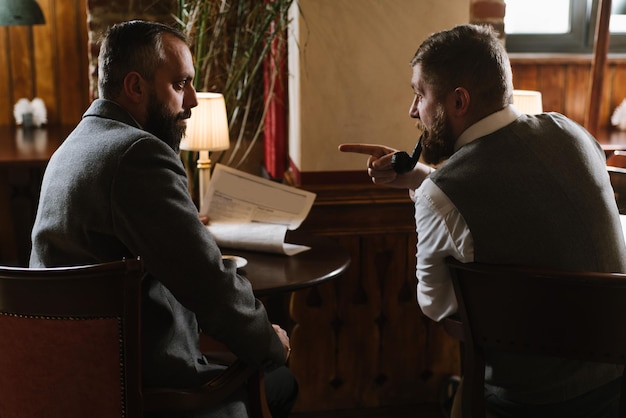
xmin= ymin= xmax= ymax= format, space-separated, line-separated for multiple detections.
xmin=413 ymin=178 xmax=474 ymax=321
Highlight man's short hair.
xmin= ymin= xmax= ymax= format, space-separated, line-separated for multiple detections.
xmin=410 ymin=24 xmax=513 ymax=110
xmin=97 ymin=20 xmax=188 ymax=99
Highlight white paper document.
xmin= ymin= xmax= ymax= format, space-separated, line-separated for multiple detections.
xmin=204 ymin=164 xmax=316 ymax=255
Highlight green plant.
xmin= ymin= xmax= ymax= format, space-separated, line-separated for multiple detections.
xmin=176 ymin=0 xmax=293 ymax=183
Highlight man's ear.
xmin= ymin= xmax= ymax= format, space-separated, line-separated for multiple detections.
xmin=452 ymin=87 xmax=470 ymax=115
xmin=123 ymin=72 xmax=146 ymax=103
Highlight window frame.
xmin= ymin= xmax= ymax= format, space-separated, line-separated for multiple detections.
xmin=505 ymin=0 xmax=626 ymax=53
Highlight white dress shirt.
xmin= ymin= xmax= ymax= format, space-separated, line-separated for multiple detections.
xmin=411 ymin=105 xmax=521 ymax=321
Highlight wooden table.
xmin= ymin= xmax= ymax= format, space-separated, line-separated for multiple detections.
xmin=0 ymin=125 xmax=74 ymax=266
xmin=0 ymin=125 xmax=72 ymax=167
xmin=223 ymin=231 xmax=351 ymax=297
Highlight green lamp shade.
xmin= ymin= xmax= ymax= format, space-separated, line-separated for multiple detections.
xmin=0 ymin=0 xmax=45 ymax=26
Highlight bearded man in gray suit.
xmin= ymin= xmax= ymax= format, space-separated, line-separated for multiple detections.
xmin=30 ymin=20 xmax=297 ymax=418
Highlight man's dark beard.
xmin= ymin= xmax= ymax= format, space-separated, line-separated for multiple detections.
xmin=419 ymin=106 xmax=455 ymax=165
xmin=144 ymin=95 xmax=190 ymax=152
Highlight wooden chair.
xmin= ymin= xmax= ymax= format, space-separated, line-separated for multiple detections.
xmin=445 ymin=257 xmax=626 ymax=418
xmin=0 ymin=258 xmax=271 ymax=418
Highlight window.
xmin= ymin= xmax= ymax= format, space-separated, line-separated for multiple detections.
xmin=504 ymin=0 xmax=626 ymax=53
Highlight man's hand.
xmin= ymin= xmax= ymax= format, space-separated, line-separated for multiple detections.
xmin=272 ymin=324 xmax=291 ymax=361
xmin=338 ymin=142 xmax=433 ymax=190
xmin=338 ymin=143 xmax=399 ymax=185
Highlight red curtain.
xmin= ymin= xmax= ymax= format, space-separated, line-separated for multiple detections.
xmin=263 ymin=0 xmax=288 ymax=180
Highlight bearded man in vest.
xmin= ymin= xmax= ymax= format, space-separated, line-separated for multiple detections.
xmin=340 ymin=24 xmax=626 ymax=418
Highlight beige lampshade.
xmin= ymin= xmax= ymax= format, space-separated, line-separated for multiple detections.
xmin=512 ymin=90 xmax=543 ymax=115
xmin=181 ymin=92 xmax=230 ymax=152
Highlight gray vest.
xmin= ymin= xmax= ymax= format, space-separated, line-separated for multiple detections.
xmin=431 ymin=112 xmax=626 ymax=404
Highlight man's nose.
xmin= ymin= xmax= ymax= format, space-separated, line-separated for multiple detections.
xmin=409 ymin=97 xmax=419 ymax=119
xmin=187 ymin=88 xmax=198 ymax=109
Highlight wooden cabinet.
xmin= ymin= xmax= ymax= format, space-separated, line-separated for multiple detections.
xmin=287 ymin=183 xmax=461 ymax=413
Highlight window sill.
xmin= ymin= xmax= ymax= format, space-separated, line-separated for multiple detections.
xmin=509 ymin=52 xmax=626 ymax=65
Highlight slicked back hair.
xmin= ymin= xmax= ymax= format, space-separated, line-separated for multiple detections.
xmin=97 ymin=20 xmax=188 ymax=99
xmin=410 ymin=24 xmax=513 ymax=114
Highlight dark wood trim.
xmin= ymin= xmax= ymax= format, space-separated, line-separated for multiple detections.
xmin=509 ymin=53 xmax=626 ymax=65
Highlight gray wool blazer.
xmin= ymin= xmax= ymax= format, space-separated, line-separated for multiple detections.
xmin=30 ymin=99 xmax=285 ymax=417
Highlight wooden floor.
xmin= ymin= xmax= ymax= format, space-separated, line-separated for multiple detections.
xmin=291 ymin=403 xmax=446 ymax=418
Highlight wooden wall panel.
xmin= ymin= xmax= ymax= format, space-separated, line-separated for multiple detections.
xmin=33 ymin=0 xmax=60 ymax=123
xmin=0 ymin=0 xmax=89 ymax=127
xmin=610 ymin=65 xmax=626 ymax=117
xmin=511 ymin=63 xmax=539 ymax=91
xmin=0 ymin=30 xmax=11 ymax=124
xmin=539 ymin=64 xmax=567 ymax=116
xmin=510 ymin=55 xmax=626 ymax=131
xmin=8 ymin=27 xmax=34 ymax=103
xmin=33 ymin=0 xmax=57 ymax=123
xmin=600 ymin=62 xmax=626 ymax=129
xmin=565 ymin=64 xmax=591 ymax=125
xmin=600 ymin=63 xmax=617 ymax=129
xmin=54 ymin=0 xmax=89 ymax=125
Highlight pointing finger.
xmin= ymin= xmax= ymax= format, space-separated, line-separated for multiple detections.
xmin=338 ymin=143 xmax=393 ymax=158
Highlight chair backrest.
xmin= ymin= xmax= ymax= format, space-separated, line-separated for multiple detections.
xmin=445 ymin=257 xmax=626 ymax=418
xmin=0 ymin=258 xmax=272 ymax=418
xmin=0 ymin=258 xmax=144 ymax=418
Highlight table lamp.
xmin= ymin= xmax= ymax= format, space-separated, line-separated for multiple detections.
xmin=0 ymin=0 xmax=45 ymax=26
xmin=180 ymin=92 xmax=230 ymax=215
xmin=512 ymin=90 xmax=543 ymax=115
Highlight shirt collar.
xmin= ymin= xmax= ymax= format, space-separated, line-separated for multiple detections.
xmin=454 ymin=104 xmax=521 ymax=151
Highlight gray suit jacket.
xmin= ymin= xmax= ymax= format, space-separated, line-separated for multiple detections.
xmin=30 ymin=99 xmax=285 ymax=417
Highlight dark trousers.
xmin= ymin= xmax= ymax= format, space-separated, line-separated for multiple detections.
xmin=265 ymin=365 xmax=299 ymax=418
xmin=144 ymin=365 xmax=298 ymax=417
xmin=484 ymin=377 xmax=621 ymax=418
